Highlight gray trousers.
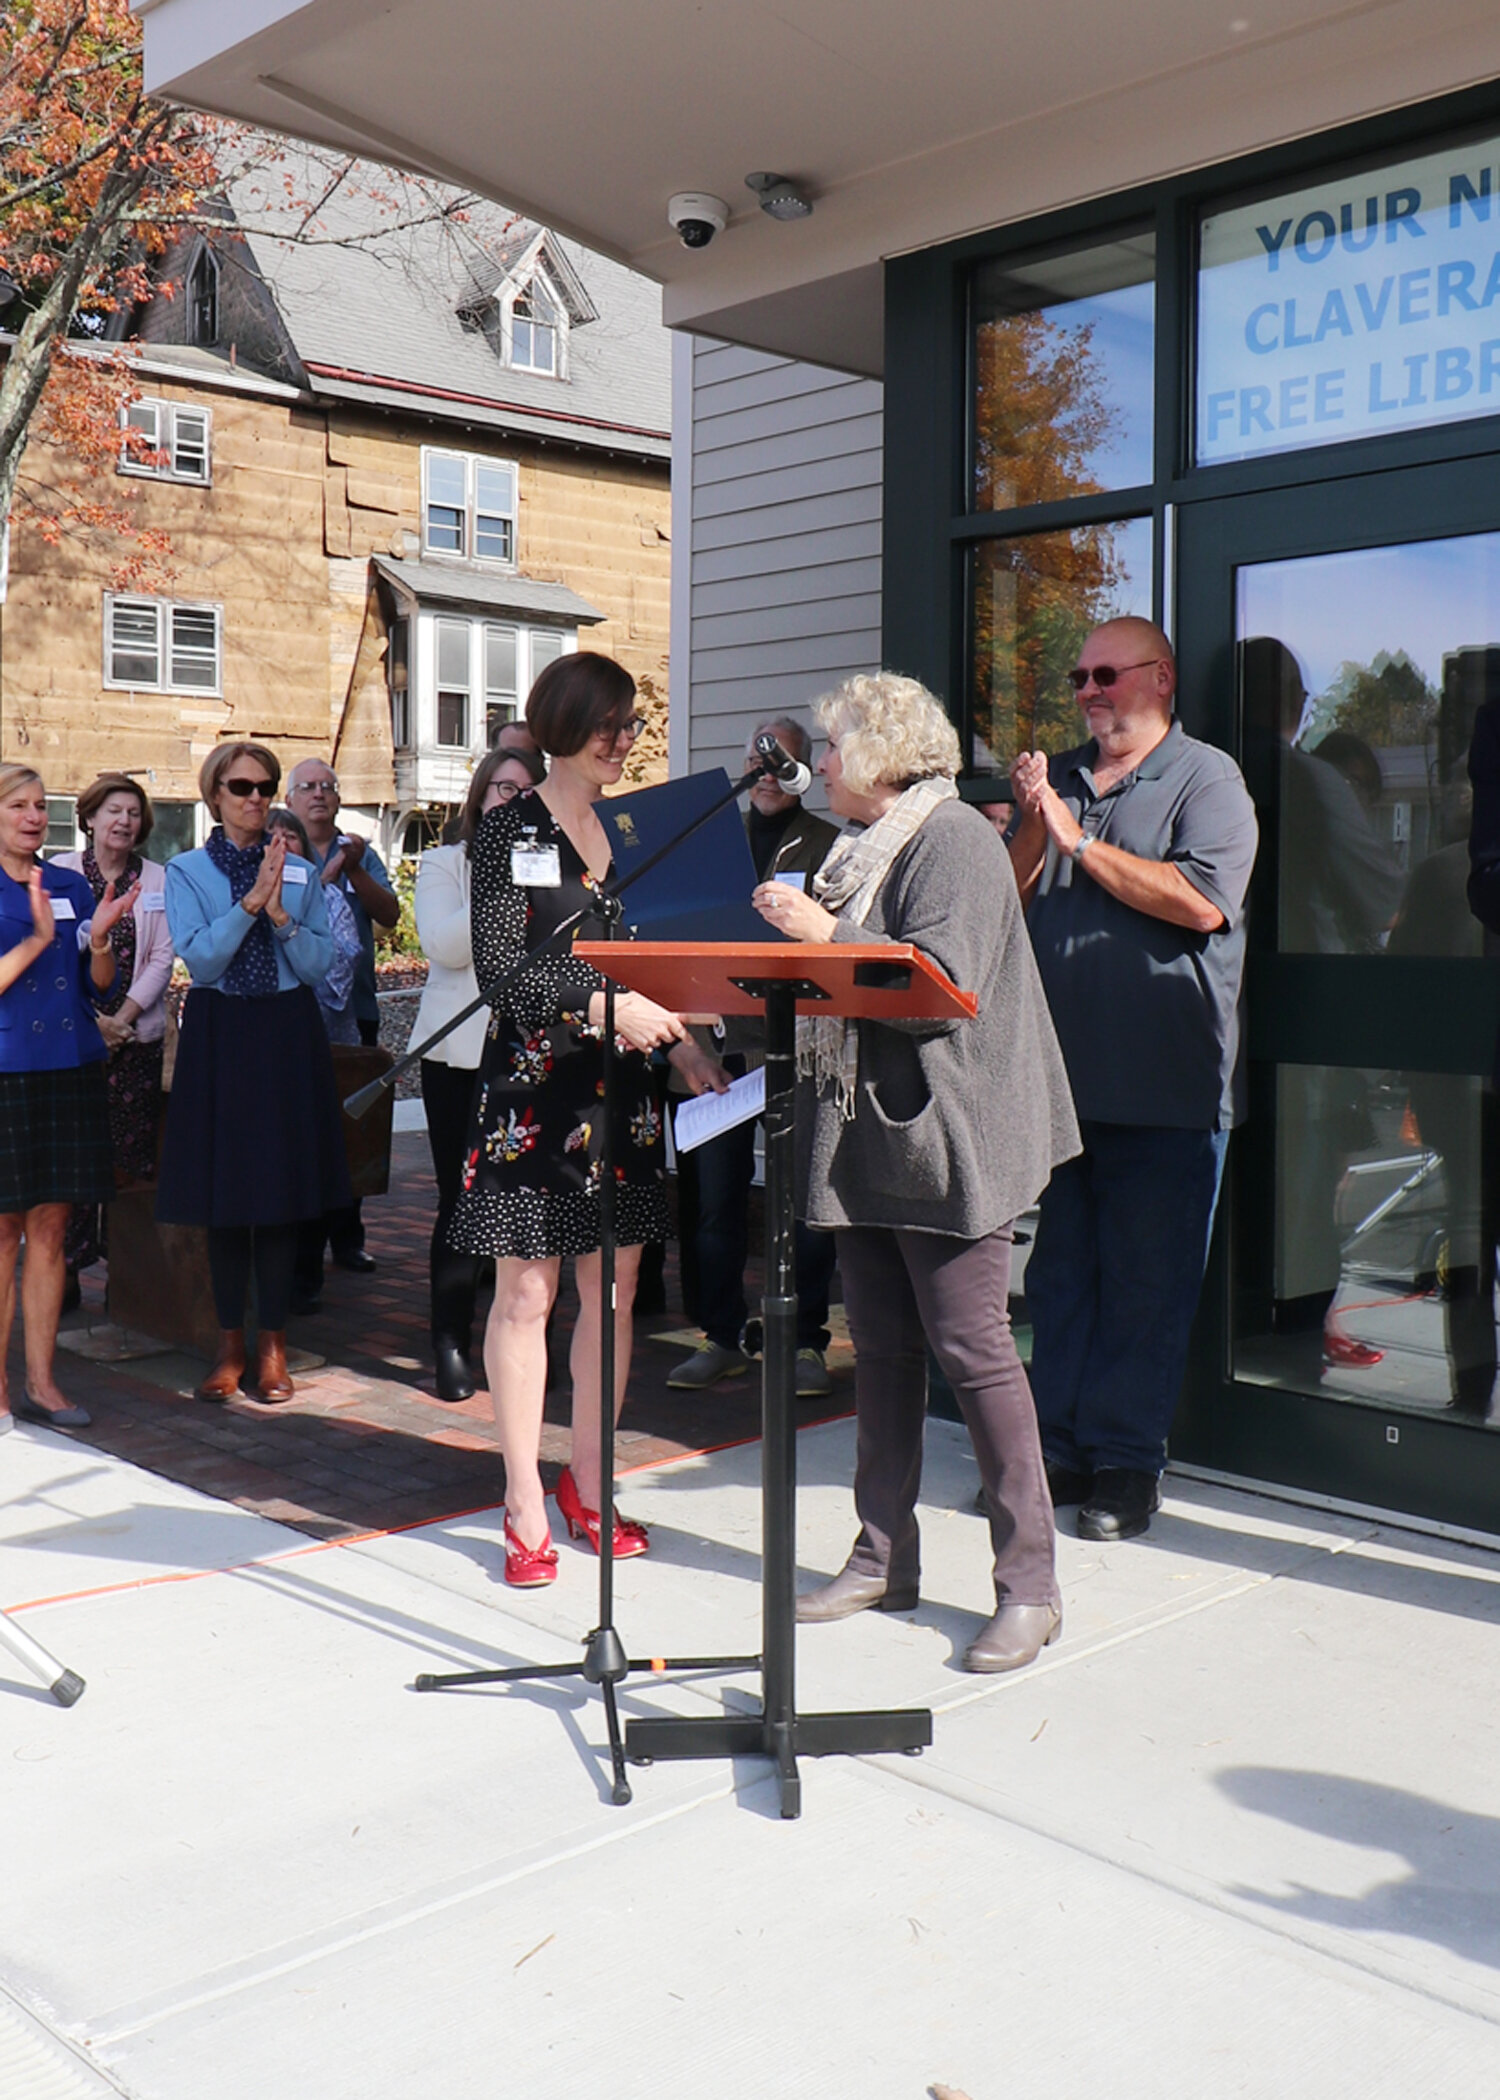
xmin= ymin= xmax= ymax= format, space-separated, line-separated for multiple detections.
xmin=837 ymin=1224 xmax=1058 ymax=1608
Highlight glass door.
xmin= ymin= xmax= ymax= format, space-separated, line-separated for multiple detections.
xmin=1174 ymin=456 xmax=1500 ymax=1530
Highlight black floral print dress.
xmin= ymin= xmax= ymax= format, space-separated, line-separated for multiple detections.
xmin=447 ymin=792 xmax=670 ymax=1261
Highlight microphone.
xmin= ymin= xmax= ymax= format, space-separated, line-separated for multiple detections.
xmin=753 ymin=732 xmax=813 ymax=796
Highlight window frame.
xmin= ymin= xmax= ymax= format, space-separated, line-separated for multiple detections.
xmin=420 ymin=446 xmax=519 ymax=567
xmin=434 ymin=615 xmax=473 ymax=750
xmin=504 ymin=264 xmax=567 ymax=379
xmin=119 ymin=398 xmax=212 ymax=485
xmin=189 ymin=246 xmax=219 ymax=347
xmin=103 ymin=593 xmax=223 ymax=696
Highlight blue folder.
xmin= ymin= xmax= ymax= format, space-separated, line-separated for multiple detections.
xmin=597 ymin=768 xmax=776 ymax=945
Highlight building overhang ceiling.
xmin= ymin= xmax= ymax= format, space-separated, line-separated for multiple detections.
xmin=137 ymin=0 xmax=1500 ymax=375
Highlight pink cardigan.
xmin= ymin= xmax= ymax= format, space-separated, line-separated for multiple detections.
xmin=54 ymin=853 xmax=174 ymax=1043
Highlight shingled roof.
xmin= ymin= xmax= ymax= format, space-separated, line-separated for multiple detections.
xmin=228 ymin=159 xmax=670 ymax=459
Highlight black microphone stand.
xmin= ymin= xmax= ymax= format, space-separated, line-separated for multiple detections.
xmin=403 ymin=760 xmax=778 ymax=1805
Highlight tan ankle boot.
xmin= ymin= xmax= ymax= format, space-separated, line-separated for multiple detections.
xmin=196 ymin=1330 xmax=246 ymax=1404
xmin=254 ymin=1330 xmax=294 ymax=1403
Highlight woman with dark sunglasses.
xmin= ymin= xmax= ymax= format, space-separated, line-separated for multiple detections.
xmin=157 ymin=741 xmax=352 ymax=1405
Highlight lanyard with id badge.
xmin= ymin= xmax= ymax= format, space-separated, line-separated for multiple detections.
xmin=511 ymin=834 xmax=562 ymax=888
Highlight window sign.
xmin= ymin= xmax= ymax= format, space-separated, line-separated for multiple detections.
xmin=1198 ymin=134 xmax=1500 ymax=464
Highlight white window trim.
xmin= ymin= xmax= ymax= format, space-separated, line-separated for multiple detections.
xmin=420 ymin=446 xmax=519 ymax=567
xmin=103 ymin=593 xmax=223 ymax=697
xmin=501 ymin=263 xmax=568 ymax=380
xmin=415 ymin=613 xmax=576 ymax=759
xmin=118 ymin=398 xmax=212 ymax=485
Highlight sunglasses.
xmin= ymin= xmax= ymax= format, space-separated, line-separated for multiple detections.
xmin=222 ymin=778 xmax=276 ymax=800
xmin=1067 ymin=658 xmax=1165 ymax=692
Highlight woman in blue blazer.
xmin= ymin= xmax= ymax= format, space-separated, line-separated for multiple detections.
xmin=157 ymin=741 xmax=351 ymax=1405
xmin=0 ymin=764 xmax=139 ymax=1434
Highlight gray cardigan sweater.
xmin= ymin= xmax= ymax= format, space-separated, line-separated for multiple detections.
xmin=801 ymin=799 xmax=1080 ymax=1237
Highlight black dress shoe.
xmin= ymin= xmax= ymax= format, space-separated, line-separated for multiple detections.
xmin=1045 ymin=1459 xmax=1094 ymax=1507
xmin=433 ymin=1342 xmax=476 ymax=1403
xmin=333 ymin=1249 xmax=377 ymax=1275
xmin=1077 ymin=1468 xmax=1161 ymax=1542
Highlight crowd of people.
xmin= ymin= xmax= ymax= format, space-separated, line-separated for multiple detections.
xmin=0 ymin=618 xmax=1262 ymax=1678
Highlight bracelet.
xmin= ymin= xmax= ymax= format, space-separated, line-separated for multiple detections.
xmin=89 ymin=939 xmax=112 ymax=956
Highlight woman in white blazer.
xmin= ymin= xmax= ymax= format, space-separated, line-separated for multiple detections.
xmin=57 ymin=773 xmax=176 ymax=1296
xmin=414 ymin=743 xmax=545 ymax=1399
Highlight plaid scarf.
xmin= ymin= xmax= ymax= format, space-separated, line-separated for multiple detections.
xmin=799 ymin=774 xmax=957 ymax=1118
xmin=205 ymin=828 xmax=280 ymax=996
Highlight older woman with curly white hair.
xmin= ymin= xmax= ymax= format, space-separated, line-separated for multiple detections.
xmin=752 ymin=672 xmax=1080 ymax=1672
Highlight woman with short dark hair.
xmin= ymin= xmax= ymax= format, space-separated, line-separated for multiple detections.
xmin=157 ymin=741 xmax=351 ymax=1406
xmin=448 ymin=654 xmax=725 ymax=1584
xmin=413 ymin=742 xmax=546 ymax=1400
xmin=56 ymin=772 xmax=175 ymax=1298
xmin=753 ymin=672 xmax=1080 ymax=1673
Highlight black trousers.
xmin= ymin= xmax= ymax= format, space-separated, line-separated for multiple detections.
xmin=422 ymin=1058 xmax=483 ymax=1351
xmin=207 ymin=1223 xmax=298 ymax=1332
xmin=837 ymin=1223 xmax=1058 ymax=1608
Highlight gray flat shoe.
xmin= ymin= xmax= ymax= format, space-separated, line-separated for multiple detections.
xmin=15 ymin=1396 xmax=92 ymax=1429
xmin=961 ymin=1601 xmax=1062 ymax=1673
xmin=0 ymin=1412 xmax=13 ymax=1435
xmin=795 ymin=1566 xmax=919 ymax=1622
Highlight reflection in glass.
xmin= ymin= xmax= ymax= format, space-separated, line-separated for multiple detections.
xmin=1236 ymin=1065 xmax=1497 ymax=1422
xmin=1238 ymin=532 xmax=1500 ymax=956
xmin=969 ymin=520 xmax=1152 ymax=774
xmin=972 ymin=230 xmax=1155 ymax=509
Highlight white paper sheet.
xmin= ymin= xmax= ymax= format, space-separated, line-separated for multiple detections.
xmin=673 ymin=1064 xmax=766 ymax=1153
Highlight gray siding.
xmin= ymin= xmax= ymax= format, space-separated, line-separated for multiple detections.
xmin=674 ymin=336 xmax=883 ymax=787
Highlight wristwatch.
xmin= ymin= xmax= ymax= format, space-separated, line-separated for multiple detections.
xmin=1071 ymin=833 xmax=1094 ymax=864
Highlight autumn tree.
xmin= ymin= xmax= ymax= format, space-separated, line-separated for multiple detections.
xmin=1321 ymin=649 xmax=1439 ymax=749
xmin=970 ymin=308 xmax=1128 ymax=769
xmin=0 ymin=0 xmax=474 ymax=583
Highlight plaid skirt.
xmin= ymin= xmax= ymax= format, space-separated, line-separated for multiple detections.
xmin=0 ymin=1061 xmax=113 ymax=1212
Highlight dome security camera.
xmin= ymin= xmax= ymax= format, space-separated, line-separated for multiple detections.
xmin=667 ymin=193 xmax=730 ymax=249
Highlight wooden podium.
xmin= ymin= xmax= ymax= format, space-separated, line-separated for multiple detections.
xmin=577 ymin=938 xmax=976 ymax=1816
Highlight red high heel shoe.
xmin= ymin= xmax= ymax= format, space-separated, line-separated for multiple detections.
xmin=555 ymin=1466 xmax=649 ymax=1558
xmin=503 ymin=1513 xmax=559 ymax=1587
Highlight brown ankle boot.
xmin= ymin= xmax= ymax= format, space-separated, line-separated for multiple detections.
xmin=197 ymin=1330 xmax=246 ymax=1404
xmin=254 ymin=1330 xmax=294 ymax=1403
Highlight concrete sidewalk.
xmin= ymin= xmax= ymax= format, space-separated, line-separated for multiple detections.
xmin=2 ymin=1410 xmax=1498 ymax=2099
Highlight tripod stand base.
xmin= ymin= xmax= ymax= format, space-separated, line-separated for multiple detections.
xmin=625 ymin=1705 xmax=932 ymax=1819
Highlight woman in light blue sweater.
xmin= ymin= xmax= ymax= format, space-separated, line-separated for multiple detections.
xmin=158 ymin=741 xmax=351 ymax=1406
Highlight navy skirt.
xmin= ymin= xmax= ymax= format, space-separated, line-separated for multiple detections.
xmin=156 ymin=986 xmax=353 ymax=1229
xmin=0 ymin=1062 xmax=113 ymax=1212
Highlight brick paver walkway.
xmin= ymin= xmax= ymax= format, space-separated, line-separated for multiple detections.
xmin=26 ymin=1131 xmax=851 ymax=1544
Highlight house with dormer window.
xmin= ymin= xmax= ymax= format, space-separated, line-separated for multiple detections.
xmin=0 ymin=166 xmax=670 ymax=856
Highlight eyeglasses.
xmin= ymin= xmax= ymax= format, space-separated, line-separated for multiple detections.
xmin=595 ymin=717 xmax=646 ymax=745
xmin=488 ymin=781 xmax=525 ymax=801
xmin=1067 ymin=659 xmax=1165 ymax=692
xmin=222 ymin=778 xmax=276 ymax=800
xmin=290 ymin=778 xmax=338 ymax=795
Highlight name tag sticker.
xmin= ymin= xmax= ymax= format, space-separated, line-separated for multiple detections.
xmin=281 ymin=864 xmax=309 ymax=886
xmin=50 ymin=896 xmax=77 ymax=920
xmin=139 ymin=892 xmax=166 ymax=912
xmin=512 ymin=843 xmax=562 ymax=888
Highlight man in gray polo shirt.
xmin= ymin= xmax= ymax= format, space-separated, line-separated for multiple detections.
xmin=1009 ymin=617 xmax=1258 ymax=1542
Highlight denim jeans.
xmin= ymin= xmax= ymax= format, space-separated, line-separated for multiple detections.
xmin=677 ymin=1103 xmax=835 ymax=1353
xmin=1026 ymin=1121 xmax=1230 ymax=1476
